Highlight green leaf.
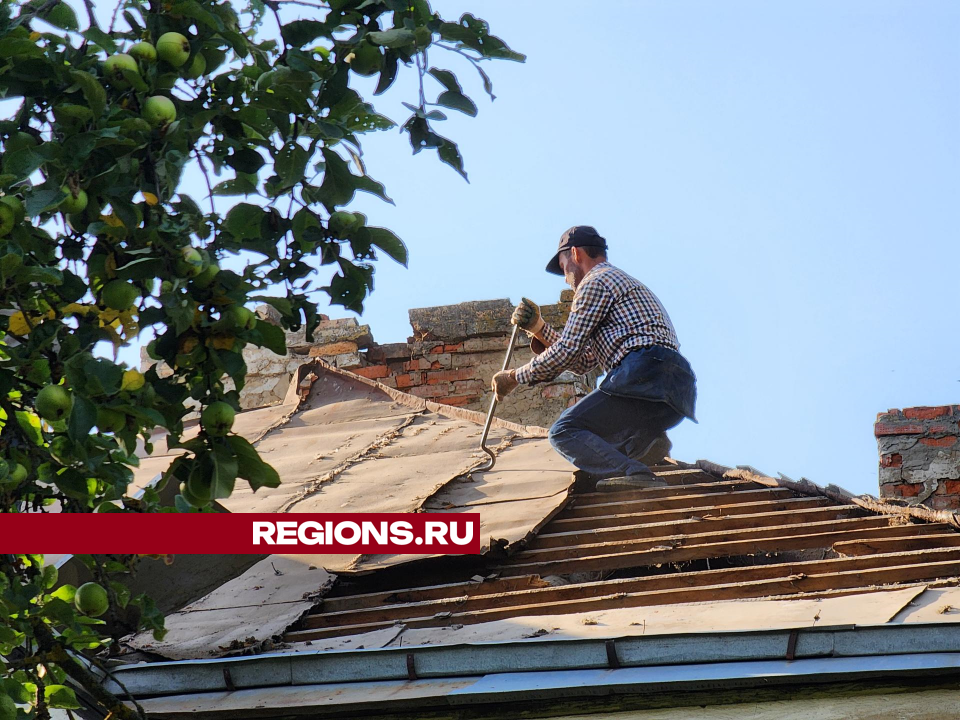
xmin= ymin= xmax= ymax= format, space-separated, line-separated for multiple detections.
xmin=226 ymin=148 xmax=265 ymax=174
xmin=3 ymin=148 xmax=45 ymax=181
xmin=228 ymin=435 xmax=280 ymax=490
xmin=24 ymin=186 xmax=66 ymax=217
xmin=212 ymin=175 xmax=258 ymax=196
xmin=274 ymin=143 xmax=309 ymax=187
xmin=366 ymin=227 xmax=408 ymax=267
xmin=116 ymin=257 xmax=163 ymax=281
xmin=438 ymin=137 xmax=468 ymax=180
xmin=45 ymin=685 xmax=81 ymax=710
xmin=282 ymin=19 xmax=327 ymax=47
xmin=0 ymin=37 xmax=44 ymax=59
xmin=436 ymin=90 xmax=478 ymax=117
xmin=252 ymin=319 xmax=287 ymax=355
xmin=354 ymin=173 xmax=393 ymax=204
xmin=437 ymin=90 xmax=477 ymax=117
xmin=367 ymin=28 xmax=417 ymax=48
xmin=69 ymin=70 xmax=107 ymax=118
xmin=439 ymin=14 xmax=525 ymax=61
xmin=68 ymin=395 xmax=96 ymax=441
xmin=428 ymin=67 xmax=461 ymax=93
xmin=15 ymin=411 xmax=42 ymax=445
xmin=224 ymin=203 xmax=265 ymax=240
xmin=83 ymin=27 xmax=118 ymax=52
xmin=315 ymin=148 xmax=356 ymax=210
xmin=209 ymin=443 xmax=238 ymax=499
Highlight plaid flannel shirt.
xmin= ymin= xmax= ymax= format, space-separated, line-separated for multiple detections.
xmin=515 ymin=262 xmax=680 ymax=384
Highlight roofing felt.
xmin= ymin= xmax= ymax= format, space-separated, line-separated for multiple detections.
xmin=123 ymin=363 xmax=960 ymax=667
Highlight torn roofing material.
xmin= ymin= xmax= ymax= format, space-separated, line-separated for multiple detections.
xmin=126 ymin=361 xmax=574 ymax=659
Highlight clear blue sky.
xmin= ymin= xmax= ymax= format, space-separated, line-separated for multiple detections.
xmin=41 ymin=1 xmax=960 ymax=495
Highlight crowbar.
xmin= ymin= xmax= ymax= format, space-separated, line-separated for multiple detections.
xmin=476 ymin=324 xmax=521 ymax=472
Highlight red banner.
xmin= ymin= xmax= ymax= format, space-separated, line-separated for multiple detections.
xmin=0 ymin=513 xmax=482 ymax=555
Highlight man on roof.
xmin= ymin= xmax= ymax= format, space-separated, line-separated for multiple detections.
xmin=492 ymin=226 xmax=697 ymax=492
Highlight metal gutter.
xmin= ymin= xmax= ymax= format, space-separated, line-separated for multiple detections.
xmin=125 ymin=652 xmax=960 ymax=718
xmin=105 ymin=621 xmax=960 ymax=699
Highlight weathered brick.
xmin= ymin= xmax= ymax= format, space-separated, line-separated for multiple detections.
xmin=452 ymin=379 xmax=485 ymax=394
xmin=943 ymin=480 xmax=960 ymax=494
xmin=929 ymin=495 xmax=960 ymax=510
xmin=408 ymin=384 xmax=450 ymax=399
xmin=920 ymin=436 xmax=958 ymax=447
xmin=403 ymin=358 xmax=431 ymax=372
xmin=352 ymin=365 xmax=390 ymax=380
xmin=542 ymin=384 xmax=576 ymax=399
xmin=438 ymin=395 xmax=479 ymax=407
xmin=309 ymin=341 xmax=360 ymax=357
xmin=395 ymin=373 xmax=423 ymax=389
xmin=875 ymin=422 xmax=925 ymax=436
xmin=426 ymin=368 xmax=477 ymax=385
xmin=891 ymin=482 xmax=922 ymax=497
xmin=904 ymin=406 xmax=952 ymax=421
xmin=444 ymin=343 xmax=464 ymax=353
xmin=377 ymin=342 xmax=411 ymax=360
xmin=880 ymin=453 xmax=903 ymax=468
xmin=379 ymin=376 xmax=397 ymax=388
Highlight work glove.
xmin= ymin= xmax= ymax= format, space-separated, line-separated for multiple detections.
xmin=492 ymin=370 xmax=519 ymax=401
xmin=511 ymin=297 xmax=544 ymax=337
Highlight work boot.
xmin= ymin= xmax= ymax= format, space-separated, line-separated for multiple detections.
xmin=595 ymin=473 xmax=667 ymax=492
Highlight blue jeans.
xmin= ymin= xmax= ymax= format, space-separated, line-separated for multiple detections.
xmin=548 ymin=390 xmax=684 ymax=479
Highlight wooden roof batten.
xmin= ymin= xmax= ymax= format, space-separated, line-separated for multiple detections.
xmin=287 ymin=459 xmax=960 ymax=646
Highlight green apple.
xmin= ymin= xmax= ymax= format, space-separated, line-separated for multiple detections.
xmin=75 ymin=582 xmax=109 ymax=617
xmin=220 ymin=305 xmax=256 ymax=331
xmin=183 ymin=52 xmax=206 ymax=79
xmin=0 ymin=195 xmax=25 ymax=223
xmin=142 ymin=95 xmax=177 ymax=127
xmin=102 ymin=279 xmax=139 ymax=311
xmin=60 ymin=187 xmax=88 ymax=214
xmin=157 ymin=32 xmax=191 ymax=68
xmin=348 ymin=42 xmax=381 ymax=76
xmin=201 ymin=400 xmax=235 ymax=437
xmin=176 ymin=245 xmax=204 ymax=277
xmin=129 ymin=41 xmax=157 ymax=63
xmin=181 ymin=474 xmax=212 ymax=507
xmin=8 ymin=462 xmax=27 ymax=485
xmin=328 ymin=210 xmax=364 ymax=236
xmin=36 ymin=384 xmax=73 ymax=422
xmin=0 ymin=203 xmax=14 ymax=237
xmin=104 ymin=53 xmax=140 ymax=86
xmin=192 ymin=261 xmax=220 ymax=289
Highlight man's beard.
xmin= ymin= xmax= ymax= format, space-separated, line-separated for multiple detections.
xmin=565 ymin=270 xmax=579 ymax=290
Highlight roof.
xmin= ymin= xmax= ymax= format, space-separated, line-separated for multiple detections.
xmin=110 ymin=362 xmax=960 ymax=716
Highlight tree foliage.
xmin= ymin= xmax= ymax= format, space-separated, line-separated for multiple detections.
xmin=0 ymin=0 xmax=521 ymax=715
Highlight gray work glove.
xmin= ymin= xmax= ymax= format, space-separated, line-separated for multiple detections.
xmin=511 ymin=297 xmax=545 ymax=337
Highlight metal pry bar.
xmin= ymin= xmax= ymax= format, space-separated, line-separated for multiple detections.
xmin=476 ymin=324 xmax=521 ymax=472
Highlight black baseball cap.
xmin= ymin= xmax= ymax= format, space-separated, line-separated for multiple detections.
xmin=546 ymin=226 xmax=607 ymax=275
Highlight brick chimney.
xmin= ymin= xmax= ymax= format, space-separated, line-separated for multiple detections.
xmin=148 ymin=292 xmax=597 ymax=429
xmin=875 ymin=405 xmax=960 ymax=509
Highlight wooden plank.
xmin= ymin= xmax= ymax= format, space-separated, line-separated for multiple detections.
xmin=527 ymin=504 xmax=866 ymax=550
xmin=495 ymin=522 xmax=953 ymax=577
xmin=300 ymin=545 xmax=960 ymax=630
xmin=513 ymin=515 xmax=894 ymax=564
xmin=320 ymin=574 xmax=548 ymax=613
xmin=285 ymin=555 xmax=960 ymax=642
xmin=834 ymin=533 xmax=960 ymax=557
xmin=571 ymin=478 xmax=756 ymax=506
xmin=547 ymin=496 xmax=832 ymax=533
xmin=558 ymin=487 xmax=798 ymax=519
